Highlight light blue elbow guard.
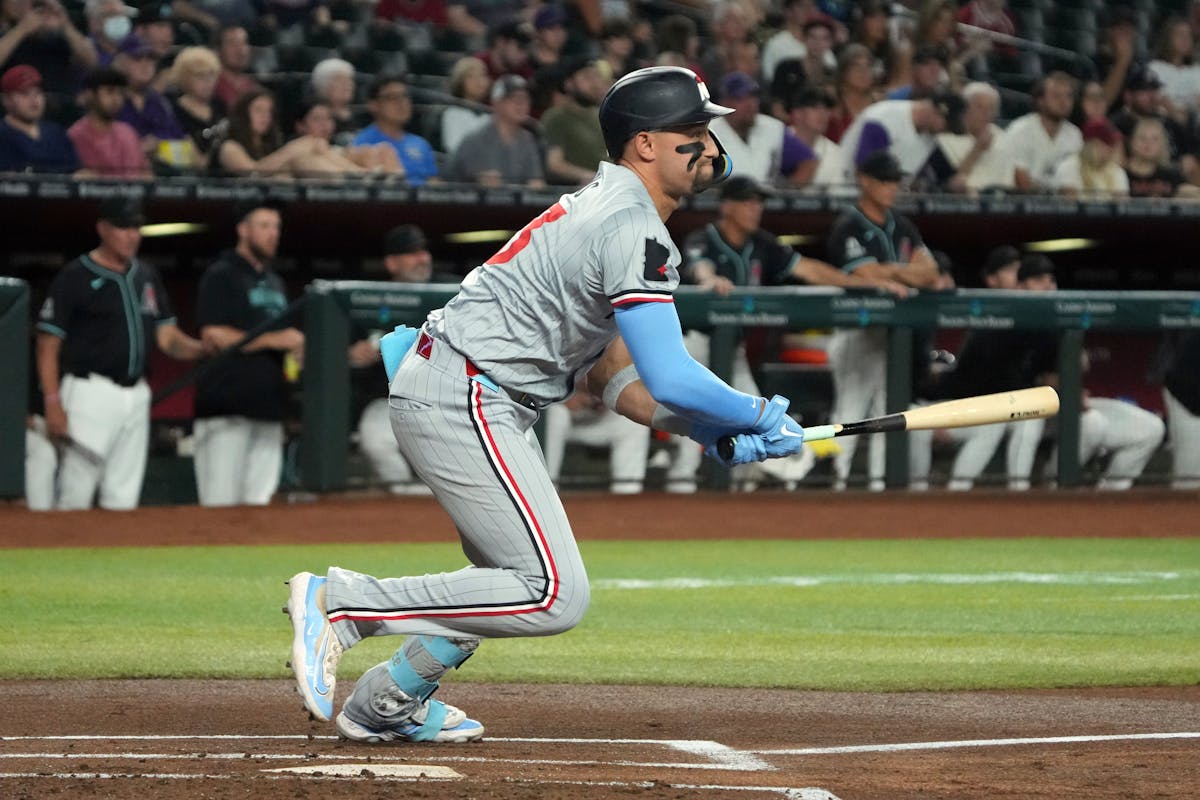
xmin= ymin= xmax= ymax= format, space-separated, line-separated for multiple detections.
xmin=380 ymin=325 xmax=419 ymax=382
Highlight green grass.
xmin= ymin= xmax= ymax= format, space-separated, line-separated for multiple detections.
xmin=1 ymin=538 xmax=1197 ymax=690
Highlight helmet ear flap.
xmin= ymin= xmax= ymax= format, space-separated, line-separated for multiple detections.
xmin=708 ymin=130 xmax=733 ymax=186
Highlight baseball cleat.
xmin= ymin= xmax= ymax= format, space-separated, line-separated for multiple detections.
xmin=285 ymin=571 xmax=344 ymax=722
xmin=335 ymin=700 xmax=484 ymax=744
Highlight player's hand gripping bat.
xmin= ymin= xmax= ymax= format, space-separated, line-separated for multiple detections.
xmin=717 ymin=386 xmax=1060 ymax=461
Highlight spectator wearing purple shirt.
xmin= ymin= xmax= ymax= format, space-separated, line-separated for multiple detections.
xmin=112 ymin=34 xmax=187 ymax=167
xmin=0 ymin=64 xmax=79 ymax=173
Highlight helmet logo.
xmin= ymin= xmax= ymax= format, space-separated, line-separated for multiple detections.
xmin=696 ymin=77 xmax=711 ymax=102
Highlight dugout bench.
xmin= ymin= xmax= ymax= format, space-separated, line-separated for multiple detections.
xmin=298 ymin=281 xmax=1200 ymax=494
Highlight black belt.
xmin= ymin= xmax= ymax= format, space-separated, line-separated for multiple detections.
xmin=416 ymin=330 xmax=540 ymax=410
xmin=70 ymin=371 xmax=140 ymax=388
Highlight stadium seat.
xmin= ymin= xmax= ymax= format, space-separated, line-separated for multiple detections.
xmin=343 ymin=46 xmax=384 ymax=75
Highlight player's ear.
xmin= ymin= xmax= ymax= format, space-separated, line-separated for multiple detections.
xmin=630 ymin=130 xmax=655 ymax=162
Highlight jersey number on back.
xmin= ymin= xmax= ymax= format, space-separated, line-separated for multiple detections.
xmin=485 ymin=202 xmax=567 ymax=266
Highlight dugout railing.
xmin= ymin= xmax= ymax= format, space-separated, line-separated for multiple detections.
xmin=3 ymin=278 xmax=1198 ymax=498
xmin=300 ymin=281 xmax=1200 ymax=493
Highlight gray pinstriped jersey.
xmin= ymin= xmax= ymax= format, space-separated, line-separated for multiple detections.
xmin=427 ymin=162 xmax=681 ymax=404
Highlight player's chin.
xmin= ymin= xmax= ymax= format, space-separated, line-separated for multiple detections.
xmin=689 ymin=164 xmax=718 ymax=193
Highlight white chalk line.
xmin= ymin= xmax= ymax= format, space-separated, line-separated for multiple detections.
xmin=593 ymin=571 xmax=1195 ymax=590
xmin=0 ymin=772 xmax=837 ymax=796
xmin=0 ymin=772 xmax=459 ymax=782
xmin=5 ymin=732 xmax=1197 ymax=763
xmin=0 ymin=737 xmax=772 ymax=772
xmin=0 ymin=752 xmax=763 ymax=772
xmin=752 ymin=731 xmax=1200 ymax=756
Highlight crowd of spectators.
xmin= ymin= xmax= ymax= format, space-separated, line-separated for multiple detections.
xmin=11 ymin=0 xmax=1200 ymax=504
xmin=3 ymin=0 xmax=1200 ymax=196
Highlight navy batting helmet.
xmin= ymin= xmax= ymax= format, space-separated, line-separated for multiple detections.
xmin=599 ymin=66 xmax=734 ymax=167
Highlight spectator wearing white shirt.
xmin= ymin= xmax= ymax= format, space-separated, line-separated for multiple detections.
xmin=1001 ymin=71 xmax=1082 ymax=192
xmin=929 ymin=81 xmax=1014 ymax=193
xmin=707 ymin=71 xmax=786 ymax=184
xmin=1149 ymin=17 xmax=1200 ymax=114
xmin=441 ymin=56 xmax=492 ymax=156
xmin=1052 ymin=117 xmax=1129 ymax=198
xmin=837 ymin=92 xmax=965 ymax=185
xmin=762 ymin=0 xmax=816 ymax=85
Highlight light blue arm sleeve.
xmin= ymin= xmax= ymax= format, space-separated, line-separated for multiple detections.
xmin=614 ymin=301 xmax=763 ymax=429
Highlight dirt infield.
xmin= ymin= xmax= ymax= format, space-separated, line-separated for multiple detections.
xmin=1 ymin=490 xmax=1198 ymax=798
xmin=3 ymin=489 xmax=1199 ymax=548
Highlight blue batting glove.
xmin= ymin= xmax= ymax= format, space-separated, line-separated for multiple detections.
xmin=751 ymin=395 xmax=790 ymax=435
xmin=380 ymin=325 xmax=419 ymax=381
xmin=704 ymin=433 xmax=766 ymax=466
xmin=753 ymin=395 xmax=805 ymax=458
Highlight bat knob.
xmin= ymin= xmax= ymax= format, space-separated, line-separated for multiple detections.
xmin=717 ymin=435 xmax=736 ymax=462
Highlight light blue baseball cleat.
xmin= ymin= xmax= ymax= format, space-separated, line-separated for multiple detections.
xmin=284 ymin=571 xmax=344 ymax=722
xmin=335 ymin=700 xmax=485 ymax=744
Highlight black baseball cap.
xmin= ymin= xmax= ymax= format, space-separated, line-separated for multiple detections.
xmin=232 ymin=197 xmax=285 ymax=223
xmin=83 ymin=67 xmax=128 ymax=90
xmin=384 ymin=224 xmax=428 ymax=255
xmin=788 ymin=85 xmax=836 ymax=110
xmin=982 ymin=245 xmax=1021 ymax=276
xmin=1018 ymin=254 xmax=1056 ymax=282
xmin=1125 ymin=65 xmax=1163 ymax=92
xmin=98 ymin=196 xmax=145 ymax=228
xmin=490 ymin=19 xmax=531 ymax=45
xmin=1102 ymin=6 xmax=1138 ymax=29
xmin=857 ymin=149 xmax=904 ymax=182
xmin=719 ymin=175 xmax=772 ymax=201
xmin=555 ymin=55 xmax=595 ymax=89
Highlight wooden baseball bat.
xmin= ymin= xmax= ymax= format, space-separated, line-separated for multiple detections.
xmin=718 ymin=386 xmax=1059 ymax=461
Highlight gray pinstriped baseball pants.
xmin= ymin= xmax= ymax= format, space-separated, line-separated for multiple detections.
xmin=325 ymin=331 xmax=590 ymax=649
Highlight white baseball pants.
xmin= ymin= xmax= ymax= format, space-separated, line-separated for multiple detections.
xmin=1008 ymin=396 xmax=1164 ymax=490
xmin=1163 ymin=388 xmax=1200 ymax=490
xmin=542 ymin=403 xmax=649 ymax=493
xmin=25 ymin=421 xmax=58 ymax=511
xmin=57 ymin=374 xmax=150 ymax=510
xmin=908 ymin=413 xmax=1008 ymax=491
xmin=192 ymin=416 xmax=283 ymax=506
xmin=827 ymin=328 xmax=887 ymax=489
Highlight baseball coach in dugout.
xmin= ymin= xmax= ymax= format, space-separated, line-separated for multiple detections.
xmin=35 ymin=197 xmax=208 ymax=510
xmin=285 ymin=67 xmax=810 ymax=744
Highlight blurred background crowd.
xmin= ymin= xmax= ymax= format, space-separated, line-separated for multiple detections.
xmin=6 ymin=0 xmax=1200 ymax=509
xmin=5 ymin=0 xmax=1200 ymax=195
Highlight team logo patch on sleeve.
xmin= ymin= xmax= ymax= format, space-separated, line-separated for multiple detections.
xmin=643 ymin=238 xmax=671 ymax=282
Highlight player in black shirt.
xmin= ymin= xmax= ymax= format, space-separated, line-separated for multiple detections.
xmin=667 ymin=175 xmax=901 ymax=492
xmin=35 ymin=197 xmax=207 ymax=509
xmin=193 ymin=200 xmax=303 ymax=506
xmin=825 ymin=150 xmax=939 ymax=490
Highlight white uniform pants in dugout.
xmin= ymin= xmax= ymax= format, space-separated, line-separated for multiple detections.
xmin=542 ymin=402 xmax=650 ymax=493
xmin=25 ymin=420 xmax=57 ymax=511
xmin=1007 ymin=396 xmax=1165 ymax=490
xmin=1163 ymin=388 xmax=1200 ymax=490
xmin=827 ymin=327 xmax=887 ymax=489
xmin=57 ymin=374 xmax=150 ymax=510
xmin=193 ymin=416 xmax=284 ymax=506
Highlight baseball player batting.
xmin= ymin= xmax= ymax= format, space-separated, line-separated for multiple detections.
xmin=285 ymin=66 xmax=808 ymax=744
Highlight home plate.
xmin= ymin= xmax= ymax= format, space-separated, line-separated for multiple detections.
xmin=265 ymin=764 xmax=462 ymax=779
